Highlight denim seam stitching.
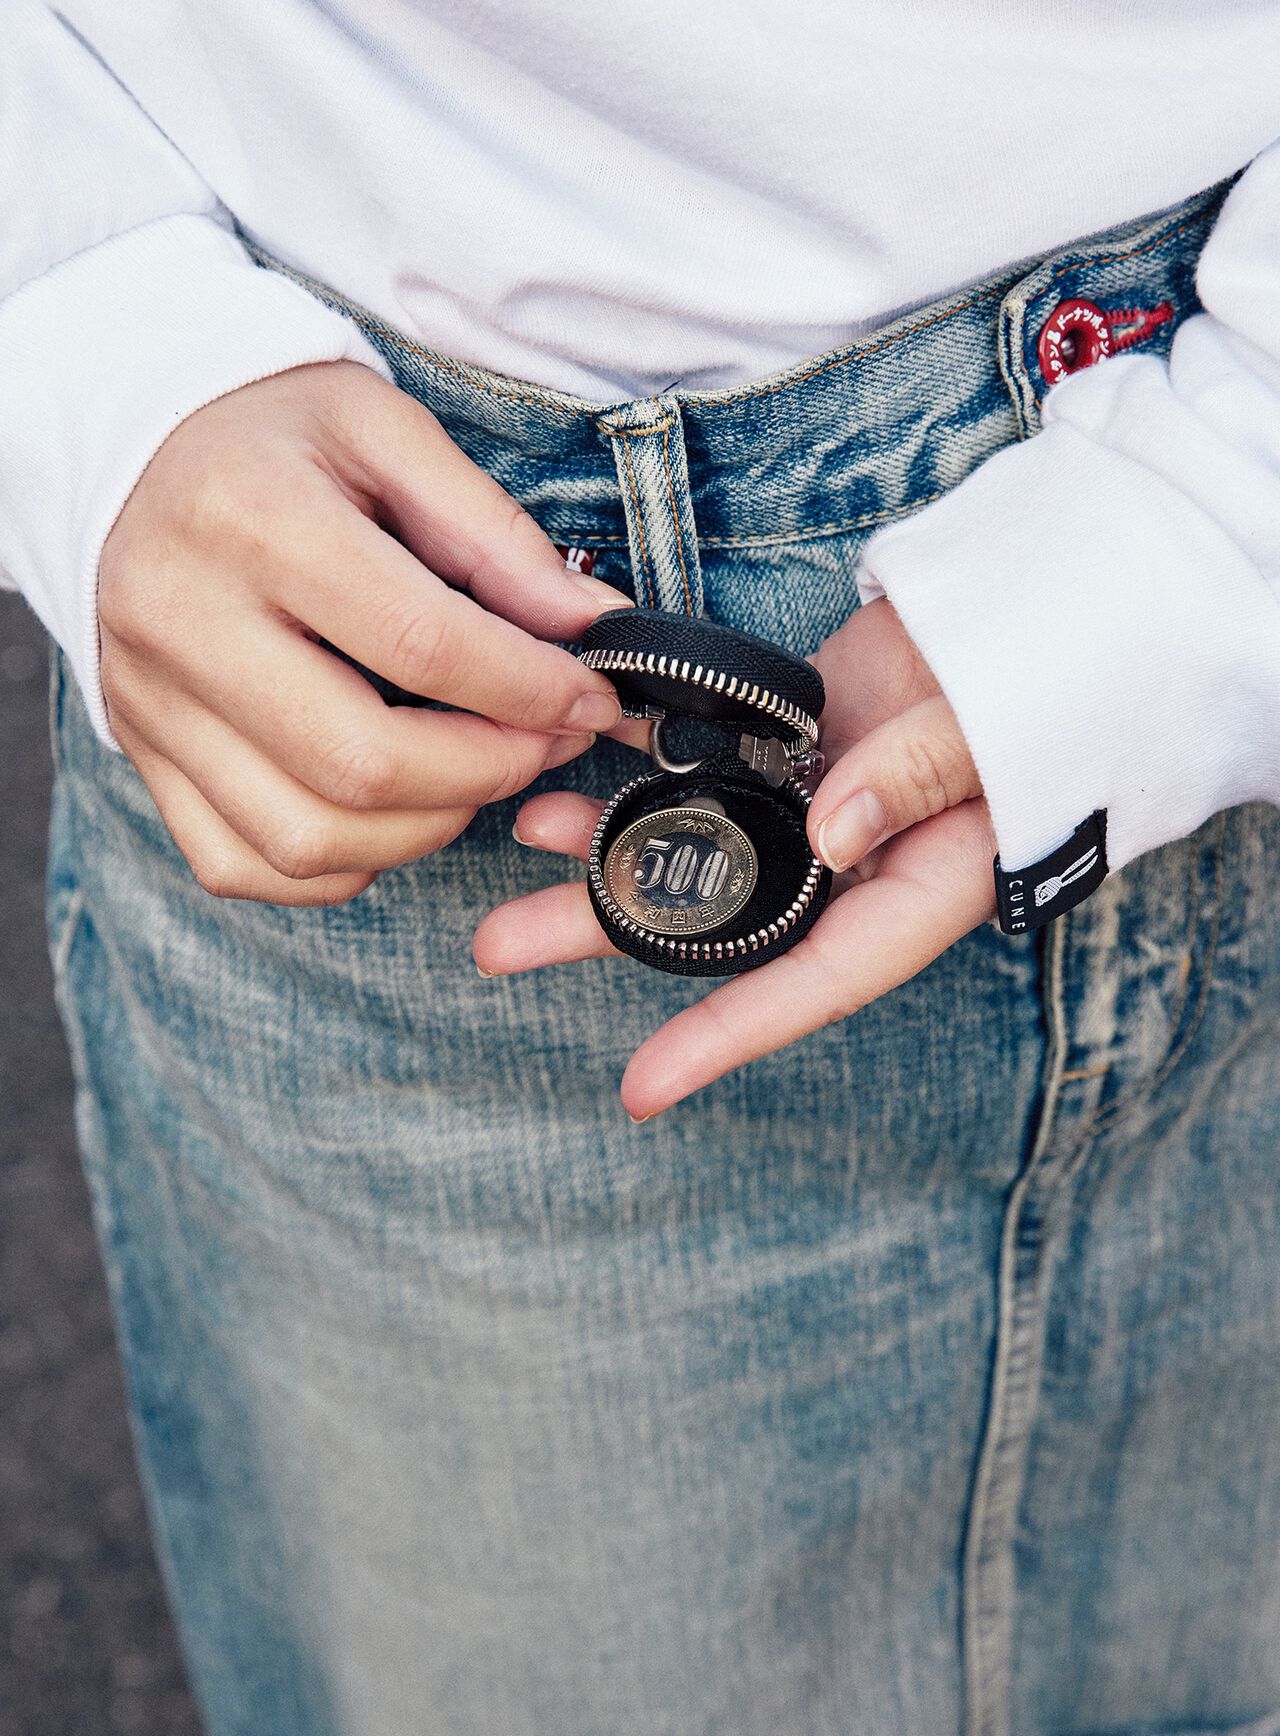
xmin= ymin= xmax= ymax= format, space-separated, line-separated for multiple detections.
xmin=546 ymin=533 xmax=631 ymax=546
xmin=961 ymin=913 xmax=1072 ymax=1736
xmin=1041 ymin=202 xmax=1213 ymax=289
xmin=661 ymin=423 xmax=695 ymax=615
xmin=618 ymin=434 xmax=656 ymax=608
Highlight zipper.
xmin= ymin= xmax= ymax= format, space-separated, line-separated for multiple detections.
xmin=587 ymin=770 xmax=826 ymax=965
xmin=578 ymin=647 xmax=820 ymax=749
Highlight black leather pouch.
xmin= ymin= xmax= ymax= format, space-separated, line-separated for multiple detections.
xmin=578 ymin=610 xmax=832 ymax=977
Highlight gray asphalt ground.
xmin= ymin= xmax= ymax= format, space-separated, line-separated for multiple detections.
xmin=0 ymin=590 xmax=201 ymax=1734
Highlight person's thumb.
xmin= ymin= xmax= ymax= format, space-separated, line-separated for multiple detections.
xmin=808 ymin=693 xmax=981 ymax=872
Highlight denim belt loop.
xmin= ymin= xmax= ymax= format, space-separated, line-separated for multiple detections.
xmin=595 ymin=396 xmax=704 ymax=616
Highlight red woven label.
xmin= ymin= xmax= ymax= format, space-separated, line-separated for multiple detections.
xmin=555 ymin=544 xmax=596 ymax=577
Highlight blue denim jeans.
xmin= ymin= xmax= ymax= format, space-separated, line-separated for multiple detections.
xmin=46 ymin=180 xmax=1280 ymax=1736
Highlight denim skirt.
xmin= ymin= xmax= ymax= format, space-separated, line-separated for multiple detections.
xmin=45 ymin=177 xmax=1280 ymax=1735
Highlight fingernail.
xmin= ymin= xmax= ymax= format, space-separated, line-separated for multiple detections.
xmin=567 ymin=691 xmax=623 ymax=733
xmin=627 ymin=1111 xmax=656 ymax=1125
xmin=815 ymin=788 xmax=890 ymax=872
xmin=567 ymin=573 xmax=635 ymax=611
xmin=512 ymin=819 xmax=529 ymax=846
xmin=477 ymin=965 xmax=499 ymax=979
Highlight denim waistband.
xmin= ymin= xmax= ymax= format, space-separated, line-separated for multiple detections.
xmin=243 ymin=178 xmax=1228 ymax=612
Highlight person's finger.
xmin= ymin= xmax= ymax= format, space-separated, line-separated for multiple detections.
xmin=620 ymin=801 xmax=996 ymax=1119
xmin=117 ymin=692 xmax=492 ymax=878
xmin=807 ymin=597 xmax=942 ymax=756
xmin=474 ymin=881 xmax=620 ymax=974
xmin=602 ymin=715 xmax=655 ymax=755
xmin=117 ymin=726 xmax=382 ymax=907
xmin=808 ymin=693 xmax=981 ymax=873
xmin=511 ymin=791 xmax=605 ymax=858
xmin=327 ymin=368 xmax=633 ymax=642
xmin=276 ymin=499 xmax=624 ymax=735
xmin=106 ymin=606 xmax=597 ymax=813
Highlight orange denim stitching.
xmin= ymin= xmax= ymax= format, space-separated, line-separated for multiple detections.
xmin=1043 ymin=205 xmax=1209 ymax=289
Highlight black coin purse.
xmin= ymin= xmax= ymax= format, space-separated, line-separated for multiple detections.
xmin=577 ymin=610 xmax=832 ymax=976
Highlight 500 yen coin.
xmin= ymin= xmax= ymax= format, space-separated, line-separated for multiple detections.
xmin=603 ymin=805 xmax=758 ymax=936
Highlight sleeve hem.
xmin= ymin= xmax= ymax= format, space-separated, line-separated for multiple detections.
xmin=0 ymin=212 xmax=393 ymax=752
xmin=857 ymin=413 xmax=1280 ymax=874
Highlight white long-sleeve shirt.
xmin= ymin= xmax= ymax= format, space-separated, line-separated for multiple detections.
xmin=4 ymin=0 xmax=1280 ymax=877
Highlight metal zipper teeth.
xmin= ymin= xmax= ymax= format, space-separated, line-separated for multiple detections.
xmin=579 ymin=648 xmax=819 ymax=749
xmin=587 ymin=773 xmax=826 ymax=964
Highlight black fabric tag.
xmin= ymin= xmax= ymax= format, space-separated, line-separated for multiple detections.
xmin=994 ymin=810 xmax=1108 ymax=935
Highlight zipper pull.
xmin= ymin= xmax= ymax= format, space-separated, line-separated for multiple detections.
xmin=736 ymin=733 xmax=794 ymax=787
xmin=788 ymin=748 xmax=825 ymax=794
xmin=738 ymin=734 xmax=825 ymax=789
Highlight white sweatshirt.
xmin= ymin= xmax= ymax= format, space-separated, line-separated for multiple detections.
xmin=3 ymin=0 xmax=1280 ymax=877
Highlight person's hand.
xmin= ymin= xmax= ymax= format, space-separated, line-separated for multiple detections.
xmin=97 ymin=360 xmax=630 ymax=906
xmin=473 ymin=598 xmax=998 ymax=1117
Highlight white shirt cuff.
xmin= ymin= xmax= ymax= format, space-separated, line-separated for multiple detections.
xmin=858 ymin=391 xmax=1280 ymax=875
xmin=0 ymin=212 xmax=391 ymax=752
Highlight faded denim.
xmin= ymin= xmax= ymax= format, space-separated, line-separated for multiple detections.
xmin=45 ymin=179 xmax=1280 ymax=1736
